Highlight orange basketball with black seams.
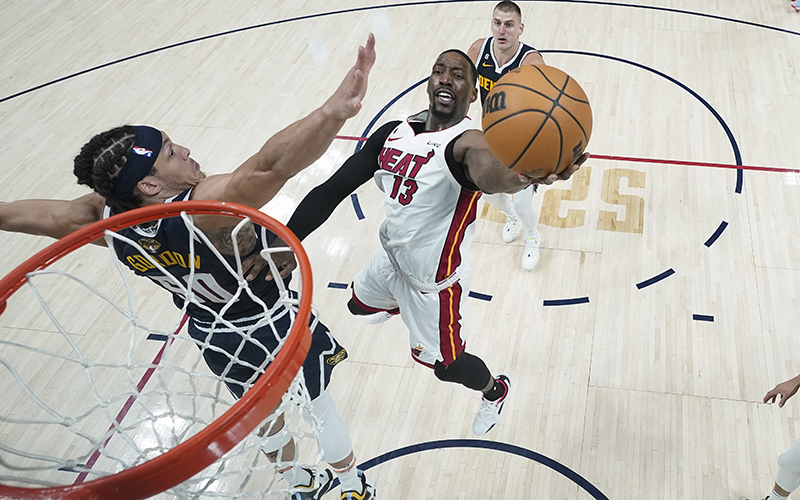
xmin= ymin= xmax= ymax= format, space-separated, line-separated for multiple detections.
xmin=481 ymin=65 xmax=593 ymax=177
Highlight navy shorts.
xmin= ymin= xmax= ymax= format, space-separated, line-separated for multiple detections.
xmin=187 ymin=307 xmax=347 ymax=400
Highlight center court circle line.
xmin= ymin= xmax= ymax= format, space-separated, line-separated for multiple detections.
xmin=327 ymin=438 xmax=609 ymax=499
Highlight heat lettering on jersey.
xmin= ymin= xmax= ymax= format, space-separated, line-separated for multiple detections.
xmin=126 ymin=251 xmax=201 ymax=273
xmin=378 ymin=148 xmax=435 ymax=179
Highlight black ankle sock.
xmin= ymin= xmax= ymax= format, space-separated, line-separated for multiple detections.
xmin=483 ymin=377 xmax=508 ymax=401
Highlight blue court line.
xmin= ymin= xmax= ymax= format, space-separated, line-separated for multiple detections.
xmin=693 ymin=314 xmax=714 ymax=322
xmin=329 ymin=439 xmax=608 ymax=500
xmin=636 ymin=268 xmax=676 ymax=289
xmin=350 ymin=193 xmax=365 ymax=220
xmin=545 ymin=49 xmax=743 ymax=195
xmin=704 ymin=221 xmax=729 ymax=247
xmin=468 ymin=291 xmax=492 ymax=301
xmin=543 ymin=297 xmax=590 ymax=306
xmin=146 ymin=334 xmax=168 ymax=342
xmin=327 ymin=282 xmax=349 ymax=289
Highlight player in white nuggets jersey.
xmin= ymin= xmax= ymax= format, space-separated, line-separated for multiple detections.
xmin=288 ymin=49 xmax=588 ymax=436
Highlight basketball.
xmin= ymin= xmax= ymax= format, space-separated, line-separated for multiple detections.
xmin=481 ymin=65 xmax=593 ymax=177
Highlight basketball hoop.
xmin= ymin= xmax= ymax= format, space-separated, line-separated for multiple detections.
xmin=0 ymin=201 xmax=314 ymax=500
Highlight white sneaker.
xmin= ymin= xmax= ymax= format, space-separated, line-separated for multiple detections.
xmin=502 ymin=214 xmax=521 ymax=243
xmin=521 ymin=229 xmax=540 ymax=271
xmin=472 ymin=374 xmax=510 ymax=435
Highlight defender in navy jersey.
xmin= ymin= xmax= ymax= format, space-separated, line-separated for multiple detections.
xmin=287 ymin=49 xmax=587 ymax=437
xmin=467 ymin=0 xmax=546 ymax=271
xmin=0 ymin=35 xmax=377 ymax=500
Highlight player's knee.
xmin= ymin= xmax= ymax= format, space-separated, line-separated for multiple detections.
xmin=777 ymin=443 xmax=800 ymax=492
xmin=433 ymin=353 xmax=491 ymax=391
xmin=310 ymin=391 xmax=353 ymax=464
xmin=434 ymin=360 xmax=455 ymax=382
xmin=258 ymin=414 xmax=292 ymax=457
xmin=347 ymin=298 xmax=370 ymax=316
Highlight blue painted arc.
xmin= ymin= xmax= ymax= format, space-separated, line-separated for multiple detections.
xmin=330 ymin=439 xmax=610 ymax=500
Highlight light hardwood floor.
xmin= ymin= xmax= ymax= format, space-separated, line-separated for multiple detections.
xmin=2 ymin=1 xmax=800 ymax=498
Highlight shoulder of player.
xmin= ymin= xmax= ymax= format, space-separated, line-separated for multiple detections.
xmin=520 ymin=49 xmax=545 ymax=66
xmin=467 ymin=38 xmax=486 ymax=62
xmin=189 ymin=172 xmax=236 ymax=203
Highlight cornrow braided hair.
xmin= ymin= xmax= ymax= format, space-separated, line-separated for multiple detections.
xmin=73 ymin=125 xmax=154 ymax=214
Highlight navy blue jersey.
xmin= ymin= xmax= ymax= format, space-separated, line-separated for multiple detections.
xmin=476 ymin=37 xmax=539 ymax=104
xmin=109 ymin=189 xmax=289 ymax=323
xmin=106 ymin=189 xmax=346 ymax=400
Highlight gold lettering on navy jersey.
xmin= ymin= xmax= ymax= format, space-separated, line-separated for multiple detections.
xmin=378 ymin=148 xmax=435 ymax=178
xmin=126 ymin=251 xmax=201 ymax=273
xmin=478 ymin=74 xmax=495 ymax=93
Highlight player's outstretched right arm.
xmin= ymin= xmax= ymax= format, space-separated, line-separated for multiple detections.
xmin=454 ymin=130 xmax=589 ymax=193
xmin=0 ymin=193 xmax=105 ymax=240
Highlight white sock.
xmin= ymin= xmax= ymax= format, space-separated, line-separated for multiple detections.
xmin=771 ymin=489 xmax=790 ymax=499
xmin=280 ymin=465 xmax=311 ymax=488
xmin=333 ymin=455 xmax=361 ymax=492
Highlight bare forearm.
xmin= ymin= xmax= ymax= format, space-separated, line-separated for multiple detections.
xmin=256 ymin=105 xmax=345 ymax=180
xmin=0 ymin=194 xmax=104 ymax=239
xmin=465 ymin=148 xmax=527 ymax=194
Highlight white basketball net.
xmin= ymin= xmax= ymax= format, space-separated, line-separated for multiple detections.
xmin=0 ymin=211 xmax=325 ymax=499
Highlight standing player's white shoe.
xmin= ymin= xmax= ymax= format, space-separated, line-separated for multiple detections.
xmin=521 ymin=229 xmax=541 ymax=271
xmin=502 ymin=214 xmax=521 ymax=243
xmin=472 ymin=374 xmax=510 ymax=435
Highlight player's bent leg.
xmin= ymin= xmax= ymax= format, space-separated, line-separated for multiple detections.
xmin=514 ymin=186 xmax=540 ymax=271
xmin=433 ymin=353 xmax=511 ymax=435
xmin=484 ymin=192 xmax=520 ymax=243
xmin=347 ymin=296 xmax=399 ymax=324
xmin=350 ymin=248 xmax=401 ymax=324
xmin=258 ymin=415 xmax=331 ymax=499
xmin=305 ymin=390 xmax=374 ymax=498
xmin=433 ymin=352 xmax=493 ymax=390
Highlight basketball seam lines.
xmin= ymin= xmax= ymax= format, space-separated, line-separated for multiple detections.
xmin=484 ymin=74 xmax=589 ymax=174
xmin=511 ymin=75 xmax=569 ymax=172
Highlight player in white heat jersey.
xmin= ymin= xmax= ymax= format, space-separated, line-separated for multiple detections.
xmin=288 ymin=49 xmax=588 ymax=436
xmin=375 ymin=110 xmax=480 ymax=287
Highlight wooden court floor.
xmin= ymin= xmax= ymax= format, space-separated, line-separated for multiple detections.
xmin=2 ymin=1 xmax=800 ymax=498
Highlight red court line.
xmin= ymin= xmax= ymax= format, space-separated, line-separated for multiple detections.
xmin=73 ymin=314 xmax=188 ymax=485
xmin=332 ymin=136 xmax=800 ymax=174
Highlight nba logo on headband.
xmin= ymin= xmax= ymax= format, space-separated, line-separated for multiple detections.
xmin=132 ymin=146 xmax=153 ymax=157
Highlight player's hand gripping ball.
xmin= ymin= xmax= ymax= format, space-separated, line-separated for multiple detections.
xmin=481 ymin=65 xmax=592 ymax=178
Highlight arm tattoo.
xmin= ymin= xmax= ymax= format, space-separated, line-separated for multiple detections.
xmin=206 ymin=222 xmax=257 ymax=256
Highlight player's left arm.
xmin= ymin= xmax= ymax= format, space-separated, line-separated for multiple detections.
xmin=454 ymin=130 xmax=588 ymax=193
xmin=0 ymin=193 xmax=106 ymax=243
